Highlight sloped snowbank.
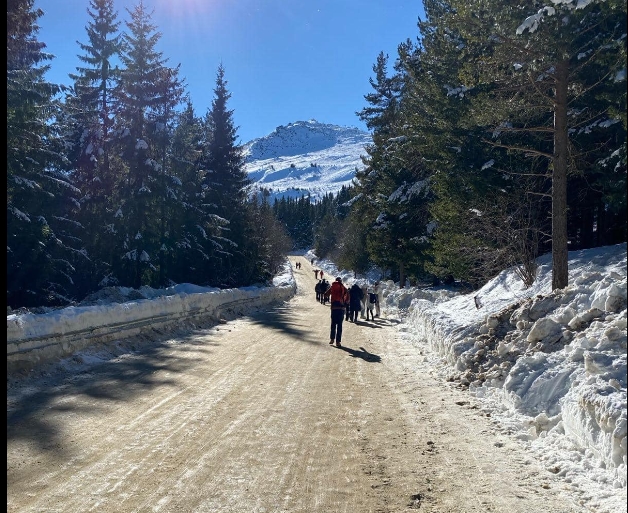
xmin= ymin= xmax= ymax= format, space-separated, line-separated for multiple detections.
xmin=391 ymin=244 xmax=627 ymax=489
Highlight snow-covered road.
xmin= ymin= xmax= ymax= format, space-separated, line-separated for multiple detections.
xmin=7 ymin=244 xmax=627 ymax=512
xmin=8 ymin=256 xmax=589 ymax=512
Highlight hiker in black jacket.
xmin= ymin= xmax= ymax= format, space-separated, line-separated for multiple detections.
xmin=315 ymin=280 xmax=322 ymax=302
xmin=320 ymin=279 xmax=330 ymax=303
xmin=348 ymin=283 xmax=363 ymax=322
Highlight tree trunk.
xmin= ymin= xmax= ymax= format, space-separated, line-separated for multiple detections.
xmin=552 ymin=60 xmax=569 ymax=290
xmin=399 ymin=261 xmax=405 ymax=289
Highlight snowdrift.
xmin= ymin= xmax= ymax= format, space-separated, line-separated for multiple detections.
xmin=395 ymin=244 xmax=627 ymax=487
xmin=7 ymin=266 xmax=297 ymax=374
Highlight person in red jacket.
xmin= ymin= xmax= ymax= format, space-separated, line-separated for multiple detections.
xmin=327 ymin=277 xmax=348 ymax=347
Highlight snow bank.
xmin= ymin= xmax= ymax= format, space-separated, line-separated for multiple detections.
xmin=7 ymin=262 xmax=296 ymax=374
xmin=395 ymin=244 xmax=627 ymax=488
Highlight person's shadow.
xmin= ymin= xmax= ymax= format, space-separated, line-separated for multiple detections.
xmin=336 ymin=345 xmax=381 ymax=362
xmin=352 ymin=319 xmax=383 ymax=329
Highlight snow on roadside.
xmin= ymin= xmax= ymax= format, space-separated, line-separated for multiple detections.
xmin=309 ymin=244 xmax=627 ymax=513
xmin=7 ymin=262 xmax=297 ymax=376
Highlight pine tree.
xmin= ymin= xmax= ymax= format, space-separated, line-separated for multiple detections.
xmin=112 ymin=0 xmax=180 ymax=288
xmin=165 ymin=101 xmax=227 ymax=285
xmin=7 ymin=0 xmax=81 ymax=308
xmin=449 ymin=0 xmax=627 ymax=289
xmin=355 ymin=47 xmax=432 ymax=286
xmin=398 ymin=1 xmax=547 ymax=287
xmin=200 ymin=64 xmax=252 ymax=286
xmin=149 ymin=65 xmax=186 ymax=285
xmin=62 ymin=0 xmax=123 ymax=295
xmin=353 ymin=52 xmax=397 ymax=274
xmin=334 ymin=215 xmax=370 ymax=279
xmin=248 ymin=193 xmax=293 ymax=280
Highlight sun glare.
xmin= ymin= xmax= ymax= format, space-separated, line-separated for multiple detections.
xmin=149 ymin=0 xmax=229 ymax=51
xmin=153 ymin=0 xmax=216 ymax=20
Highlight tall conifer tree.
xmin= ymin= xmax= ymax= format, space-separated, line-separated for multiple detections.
xmin=200 ymin=64 xmax=251 ymax=285
xmin=62 ymin=0 xmax=123 ymax=295
xmin=449 ymin=0 xmax=627 ymax=289
xmin=112 ymin=0 xmax=182 ymax=288
xmin=165 ymin=100 xmax=233 ymax=286
xmin=7 ymin=0 xmax=81 ymax=307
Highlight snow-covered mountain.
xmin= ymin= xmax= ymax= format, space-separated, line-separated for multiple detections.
xmin=243 ymin=120 xmax=371 ymax=203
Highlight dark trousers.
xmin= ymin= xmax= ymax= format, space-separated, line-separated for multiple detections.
xmin=330 ymin=309 xmax=344 ymax=343
xmin=349 ymin=301 xmax=361 ymax=321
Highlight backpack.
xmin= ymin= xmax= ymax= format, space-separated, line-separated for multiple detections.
xmin=369 ymin=293 xmax=378 ymax=304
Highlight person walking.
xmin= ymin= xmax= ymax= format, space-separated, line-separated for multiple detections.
xmin=348 ymin=282 xmax=363 ymax=322
xmin=365 ymin=288 xmax=377 ymax=321
xmin=327 ymin=277 xmax=347 ymax=347
xmin=320 ymin=279 xmax=330 ymax=304
xmin=360 ymin=282 xmax=369 ymax=319
xmin=315 ymin=280 xmax=323 ymax=302
xmin=344 ymin=286 xmax=351 ymax=321
xmin=313 ymin=269 xmax=319 ymax=280
xmin=373 ymin=281 xmax=383 ymax=317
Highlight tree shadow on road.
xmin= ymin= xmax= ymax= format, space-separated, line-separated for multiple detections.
xmin=6 ymin=321 xmax=227 ymax=460
xmin=335 ymin=345 xmax=381 ymax=363
xmin=247 ymin=303 xmax=319 ymax=345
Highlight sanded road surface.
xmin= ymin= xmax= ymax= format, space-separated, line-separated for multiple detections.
xmin=7 ymin=256 xmax=587 ymax=512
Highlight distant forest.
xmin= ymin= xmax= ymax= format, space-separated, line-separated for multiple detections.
xmin=8 ymin=0 xmax=626 ymax=309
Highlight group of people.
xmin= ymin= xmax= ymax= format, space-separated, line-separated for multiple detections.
xmin=317 ymin=276 xmax=382 ymax=347
xmin=295 ymin=258 xmax=383 ymax=347
xmin=313 ymin=269 xmax=324 ymax=280
xmin=315 ymin=278 xmax=330 ymax=303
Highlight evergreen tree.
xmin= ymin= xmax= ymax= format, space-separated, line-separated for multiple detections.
xmin=353 ymin=52 xmax=397 ymax=275
xmin=165 ymin=101 xmax=213 ymax=284
xmin=112 ymin=0 xmax=180 ymax=288
xmin=449 ymin=0 xmax=627 ymax=289
xmin=7 ymin=0 xmax=81 ymax=308
xmin=200 ymin=64 xmax=252 ymax=286
xmin=355 ymin=47 xmax=431 ymax=286
xmin=334 ymin=215 xmax=370 ymax=279
xmin=62 ymin=0 xmax=123 ymax=296
xmin=401 ymin=1 xmax=546 ymax=287
xmin=248 ymin=193 xmax=293 ymax=280
xmin=150 ymin=65 xmax=186 ymax=285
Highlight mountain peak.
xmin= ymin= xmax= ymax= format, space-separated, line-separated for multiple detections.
xmin=243 ymin=121 xmax=371 ymax=203
xmin=244 ymin=120 xmax=369 ymax=161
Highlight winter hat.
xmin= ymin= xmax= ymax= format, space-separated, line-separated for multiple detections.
xmin=335 ymin=277 xmax=342 ymax=282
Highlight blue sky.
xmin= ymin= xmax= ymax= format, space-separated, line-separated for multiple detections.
xmin=35 ymin=0 xmax=425 ymax=143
